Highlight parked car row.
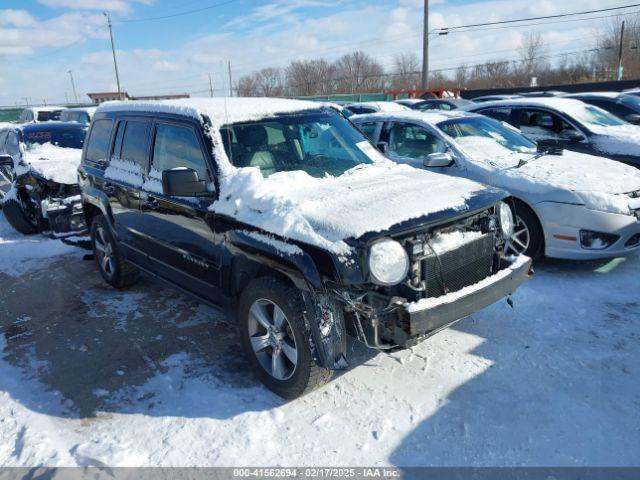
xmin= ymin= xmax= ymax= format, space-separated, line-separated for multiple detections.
xmin=0 ymin=92 xmax=638 ymax=399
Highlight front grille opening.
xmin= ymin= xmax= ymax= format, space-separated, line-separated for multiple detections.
xmin=422 ymin=234 xmax=495 ymax=297
xmin=625 ymin=233 xmax=640 ymax=248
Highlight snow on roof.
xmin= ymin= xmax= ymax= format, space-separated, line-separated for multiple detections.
xmin=65 ymin=106 xmax=98 ymax=114
xmin=97 ymin=97 xmax=327 ymax=125
xmin=351 ymin=109 xmax=473 ymax=125
xmin=346 ymin=102 xmax=411 ymax=112
xmin=564 ymin=92 xmax=620 ymax=99
xmin=468 ymin=96 xmax=596 ymax=112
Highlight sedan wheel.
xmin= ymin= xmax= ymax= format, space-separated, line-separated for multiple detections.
xmin=505 ymin=215 xmax=531 ymax=256
xmin=247 ymin=298 xmax=298 ymax=381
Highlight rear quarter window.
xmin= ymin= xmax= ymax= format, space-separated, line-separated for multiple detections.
xmin=85 ymin=119 xmax=114 ymax=163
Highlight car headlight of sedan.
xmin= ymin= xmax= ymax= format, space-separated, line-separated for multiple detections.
xmin=498 ymin=201 xmax=515 ymax=238
xmin=576 ymin=191 xmax=631 ymax=216
xmin=368 ymin=239 xmax=409 ymax=286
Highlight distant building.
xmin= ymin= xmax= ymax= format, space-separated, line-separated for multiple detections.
xmin=86 ymin=92 xmax=190 ymax=104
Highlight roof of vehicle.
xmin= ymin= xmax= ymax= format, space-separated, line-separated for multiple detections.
xmin=21 ymin=121 xmax=88 ymax=133
xmin=97 ymin=97 xmax=330 ymax=125
xmin=465 ymin=96 xmax=591 ymax=112
xmin=345 ymin=101 xmax=410 ymax=112
xmin=22 ymin=106 xmax=66 ymax=113
xmin=395 ymin=98 xmax=425 ymax=105
xmin=351 ymin=109 xmax=476 ymax=125
xmin=563 ymin=92 xmax=620 ymax=99
xmin=63 ymin=106 xmax=98 ymax=114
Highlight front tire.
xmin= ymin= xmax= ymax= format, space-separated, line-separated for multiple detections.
xmin=90 ymin=215 xmax=139 ymax=289
xmin=238 ymin=277 xmax=332 ymax=399
xmin=2 ymin=198 xmax=39 ymax=235
xmin=505 ymin=207 xmax=544 ymax=259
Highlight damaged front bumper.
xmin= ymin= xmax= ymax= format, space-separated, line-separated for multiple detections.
xmin=42 ymin=195 xmax=88 ymax=239
xmin=342 ymin=255 xmax=533 ymax=349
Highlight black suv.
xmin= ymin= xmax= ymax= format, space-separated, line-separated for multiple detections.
xmin=78 ymin=98 xmax=531 ymax=398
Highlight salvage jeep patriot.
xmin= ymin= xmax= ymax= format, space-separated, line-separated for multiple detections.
xmin=78 ymin=98 xmax=532 ymax=398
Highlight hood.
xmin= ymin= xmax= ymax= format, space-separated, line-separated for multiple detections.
xmin=589 ymin=124 xmax=640 ymax=158
xmin=213 ymin=161 xmax=493 ymax=254
xmin=456 ymin=136 xmax=640 ymax=194
xmin=20 ymin=143 xmax=82 ymax=185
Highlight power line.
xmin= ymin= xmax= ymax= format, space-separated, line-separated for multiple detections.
xmin=433 ymin=2 xmax=640 ymax=33
xmin=117 ymin=0 xmax=239 ymax=23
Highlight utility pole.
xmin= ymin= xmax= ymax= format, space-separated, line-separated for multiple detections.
xmin=421 ymin=0 xmax=429 ymax=90
xmin=208 ymin=73 xmax=214 ymax=98
xmin=104 ymin=12 xmax=123 ymax=100
xmin=68 ymin=70 xmax=79 ymax=104
xmin=228 ymin=61 xmax=233 ymax=97
xmin=617 ymin=20 xmax=626 ymax=81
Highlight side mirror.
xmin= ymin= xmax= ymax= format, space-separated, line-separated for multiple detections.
xmin=565 ymin=132 xmax=586 ymax=143
xmin=625 ymin=113 xmax=640 ymax=124
xmin=423 ymin=152 xmax=454 ymax=167
xmin=0 ymin=154 xmax=13 ymax=167
xmin=162 ymin=168 xmax=209 ymax=197
xmin=376 ymin=142 xmax=389 ymax=154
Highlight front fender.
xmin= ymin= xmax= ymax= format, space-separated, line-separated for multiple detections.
xmin=227 ymin=230 xmax=348 ymax=369
xmin=81 ymin=185 xmax=114 ymax=225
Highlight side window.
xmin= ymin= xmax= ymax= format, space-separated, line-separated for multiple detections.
xmin=0 ymin=131 xmax=8 ymax=152
xmin=518 ymin=109 xmax=577 ymax=137
xmin=438 ymin=103 xmax=453 ymax=111
xmin=389 ymin=123 xmax=446 ymax=159
xmin=417 ymin=102 xmax=435 ymax=111
xmin=85 ymin=119 xmax=114 ymax=162
xmin=119 ymin=120 xmax=151 ymax=169
xmin=478 ymin=107 xmax=512 ymax=122
xmin=151 ymin=123 xmax=208 ymax=181
xmin=357 ymin=122 xmax=379 ymax=141
xmin=5 ymin=132 xmax=20 ymax=157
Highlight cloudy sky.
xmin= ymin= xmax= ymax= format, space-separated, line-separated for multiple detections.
xmin=0 ymin=0 xmax=634 ymax=105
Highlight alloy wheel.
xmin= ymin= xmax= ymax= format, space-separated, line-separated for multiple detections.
xmin=94 ymin=226 xmax=115 ymax=278
xmin=247 ymin=298 xmax=298 ymax=381
xmin=504 ymin=215 xmax=531 ymax=256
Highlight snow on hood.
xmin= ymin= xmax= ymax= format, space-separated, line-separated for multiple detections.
xmin=590 ymin=124 xmax=640 ymax=156
xmin=455 ymin=136 xmax=640 ymax=195
xmin=213 ymin=161 xmax=487 ymax=253
xmin=19 ymin=142 xmax=82 ymax=185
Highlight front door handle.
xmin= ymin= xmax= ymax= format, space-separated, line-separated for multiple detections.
xmin=146 ymin=196 xmax=159 ymax=210
xmin=103 ymin=183 xmax=116 ymax=195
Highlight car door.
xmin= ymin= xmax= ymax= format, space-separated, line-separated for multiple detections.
xmin=100 ymin=117 xmax=153 ymax=265
xmin=135 ymin=119 xmax=222 ymax=302
xmin=383 ymin=121 xmax=449 ymax=168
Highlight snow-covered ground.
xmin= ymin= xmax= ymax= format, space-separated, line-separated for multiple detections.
xmin=0 ymin=214 xmax=639 ymax=467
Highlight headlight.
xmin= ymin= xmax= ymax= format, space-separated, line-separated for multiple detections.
xmin=368 ymin=239 xmax=409 ymax=286
xmin=498 ymin=202 xmax=514 ymax=237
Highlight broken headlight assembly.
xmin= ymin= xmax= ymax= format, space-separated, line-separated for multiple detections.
xmin=498 ymin=201 xmax=515 ymax=238
xmin=368 ymin=238 xmax=409 ymax=286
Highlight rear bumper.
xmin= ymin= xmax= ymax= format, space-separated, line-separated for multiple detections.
xmin=401 ymin=255 xmax=532 ymax=341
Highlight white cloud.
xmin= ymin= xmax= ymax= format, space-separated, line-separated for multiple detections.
xmin=0 ymin=9 xmax=37 ymax=28
xmin=38 ymin=0 xmax=152 ymax=15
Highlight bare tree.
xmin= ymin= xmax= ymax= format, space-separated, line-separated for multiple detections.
xmin=286 ymin=59 xmax=336 ymax=96
xmin=517 ymin=32 xmax=548 ymax=85
xmin=236 ymin=67 xmax=285 ymax=97
xmin=334 ymin=51 xmax=385 ymax=93
xmin=391 ymin=53 xmax=420 ymax=89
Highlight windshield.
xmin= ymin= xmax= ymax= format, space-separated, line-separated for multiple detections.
xmin=36 ymin=110 xmax=63 ymax=122
xmin=567 ymin=103 xmax=626 ymax=128
xmin=437 ymin=116 xmax=537 ymax=154
xmin=220 ymin=111 xmax=377 ymax=178
xmin=619 ymin=94 xmax=640 ymax=112
xmin=23 ymin=127 xmax=86 ymax=149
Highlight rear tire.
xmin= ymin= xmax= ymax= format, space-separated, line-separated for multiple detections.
xmin=2 ymin=198 xmax=39 ymax=235
xmin=238 ymin=276 xmax=332 ymax=399
xmin=90 ymin=215 xmax=139 ymax=289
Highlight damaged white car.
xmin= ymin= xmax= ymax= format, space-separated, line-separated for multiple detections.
xmin=352 ymin=110 xmax=640 ymax=260
xmin=0 ymin=122 xmax=87 ymax=235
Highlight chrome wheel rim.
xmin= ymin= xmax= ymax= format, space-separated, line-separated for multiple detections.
xmin=94 ymin=226 xmax=115 ymax=278
xmin=505 ymin=215 xmax=530 ymax=256
xmin=248 ymin=299 xmax=298 ymax=381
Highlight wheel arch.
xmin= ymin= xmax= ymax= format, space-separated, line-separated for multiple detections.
xmin=511 ymin=196 xmax=546 ymax=252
